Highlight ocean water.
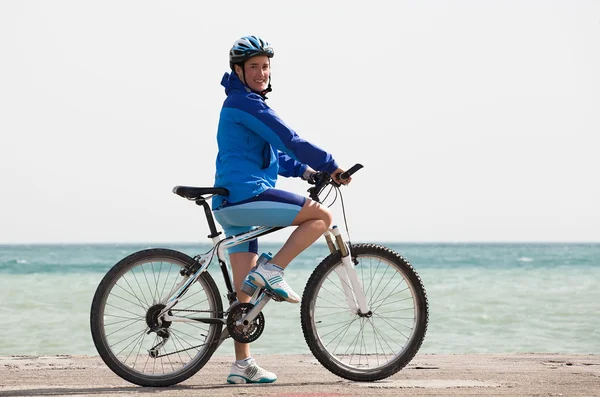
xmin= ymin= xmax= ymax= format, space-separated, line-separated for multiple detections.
xmin=0 ymin=242 xmax=599 ymax=356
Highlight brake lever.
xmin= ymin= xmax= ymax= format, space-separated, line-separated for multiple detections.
xmin=307 ymin=172 xmax=329 ymax=203
xmin=331 ymin=173 xmax=343 ymax=188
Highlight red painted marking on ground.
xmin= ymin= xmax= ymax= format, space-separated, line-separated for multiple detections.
xmin=278 ymin=394 xmax=346 ymax=397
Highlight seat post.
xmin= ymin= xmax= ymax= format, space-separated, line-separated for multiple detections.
xmin=195 ymin=198 xmax=221 ymax=238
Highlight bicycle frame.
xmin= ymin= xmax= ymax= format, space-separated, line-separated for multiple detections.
xmin=159 ymin=191 xmax=370 ymax=329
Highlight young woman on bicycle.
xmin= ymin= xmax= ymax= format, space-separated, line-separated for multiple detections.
xmin=212 ymin=35 xmax=351 ymax=384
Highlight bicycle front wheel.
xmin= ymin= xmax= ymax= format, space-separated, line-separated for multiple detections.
xmin=301 ymin=243 xmax=428 ymax=382
xmin=90 ymin=248 xmax=223 ymax=387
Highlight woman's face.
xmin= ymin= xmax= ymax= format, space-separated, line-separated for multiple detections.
xmin=236 ymin=55 xmax=270 ymax=92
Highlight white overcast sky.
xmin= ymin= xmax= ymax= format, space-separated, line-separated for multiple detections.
xmin=1 ymin=1 xmax=598 ymax=244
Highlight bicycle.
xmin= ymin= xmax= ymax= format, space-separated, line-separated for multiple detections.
xmin=90 ymin=164 xmax=429 ymax=386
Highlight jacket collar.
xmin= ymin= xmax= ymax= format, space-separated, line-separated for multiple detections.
xmin=221 ymin=71 xmax=251 ymax=96
xmin=221 ymin=71 xmax=270 ymax=99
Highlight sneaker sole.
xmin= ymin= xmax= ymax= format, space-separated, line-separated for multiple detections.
xmin=227 ymin=375 xmax=277 ymax=384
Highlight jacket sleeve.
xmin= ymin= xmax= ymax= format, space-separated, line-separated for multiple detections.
xmin=277 ymin=151 xmax=308 ymax=178
xmin=237 ymin=94 xmax=339 ymax=174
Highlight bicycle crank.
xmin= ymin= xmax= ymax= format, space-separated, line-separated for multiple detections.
xmin=226 ymin=302 xmax=265 ymax=343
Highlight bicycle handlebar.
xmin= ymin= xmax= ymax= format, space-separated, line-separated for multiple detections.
xmin=339 ymin=163 xmax=364 ymax=180
xmin=307 ymin=163 xmax=363 ymax=203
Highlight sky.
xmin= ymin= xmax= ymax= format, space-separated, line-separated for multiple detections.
xmin=1 ymin=1 xmax=599 ymax=244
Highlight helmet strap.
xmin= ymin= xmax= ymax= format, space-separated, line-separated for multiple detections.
xmin=241 ymin=67 xmax=247 ymax=88
xmin=260 ymin=76 xmax=272 ymax=98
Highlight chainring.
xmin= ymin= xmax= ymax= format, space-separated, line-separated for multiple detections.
xmin=226 ymin=302 xmax=265 ymax=343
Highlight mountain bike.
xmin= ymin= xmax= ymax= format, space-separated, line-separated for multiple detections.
xmin=89 ymin=164 xmax=429 ymax=386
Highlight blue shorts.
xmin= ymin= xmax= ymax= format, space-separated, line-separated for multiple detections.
xmin=213 ymin=188 xmax=306 ymax=254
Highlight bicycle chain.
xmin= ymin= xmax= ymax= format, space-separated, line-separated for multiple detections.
xmin=155 ymin=341 xmax=211 ymax=358
xmin=171 ymin=309 xmax=228 ymax=314
xmin=151 ymin=309 xmax=229 ymax=358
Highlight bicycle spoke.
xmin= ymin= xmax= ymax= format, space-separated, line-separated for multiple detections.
xmin=105 ymin=318 xmax=144 ymax=339
xmin=371 ymin=279 xmax=408 ymax=312
xmin=357 ymin=318 xmax=371 ymax=368
xmin=312 ymin=318 xmax=358 ymax=330
xmin=369 ymin=317 xmax=390 ymax=363
xmin=369 ymin=266 xmax=395 ymax=309
xmin=114 ymin=282 xmax=148 ymax=310
xmin=328 ymin=316 xmax=359 ymax=355
xmin=376 ymin=309 xmax=415 ymax=316
xmin=372 ymin=312 xmax=414 ymax=337
xmin=165 ymin=271 xmax=183 ymax=303
xmin=107 ymin=291 xmax=148 ymax=311
xmin=116 ymin=328 xmax=147 ymax=361
xmin=363 ymin=258 xmax=383 ymax=301
xmin=371 ymin=292 xmax=412 ymax=309
xmin=140 ymin=264 xmax=155 ymax=304
xmin=322 ymin=271 xmax=354 ymax=298
xmin=358 ymin=320 xmax=368 ymax=368
xmin=314 ymin=295 xmax=352 ymax=312
xmin=130 ymin=270 xmax=151 ymax=308
xmin=318 ymin=317 xmax=358 ymax=340
xmin=314 ymin=308 xmax=353 ymax=319
xmin=105 ymin=317 xmax=143 ymax=327
xmin=370 ymin=318 xmax=381 ymax=367
xmin=178 ymin=294 xmax=209 ymax=310
xmin=369 ymin=320 xmax=397 ymax=357
xmin=142 ymin=343 xmax=152 ymax=374
xmin=105 ymin=302 xmax=144 ymax=319
xmin=343 ymin=317 xmax=368 ymax=360
xmin=178 ymin=319 xmax=211 ymax=334
xmin=158 ymin=262 xmax=174 ymax=303
xmin=104 ymin=313 xmax=145 ymax=322
xmin=169 ymin=332 xmax=190 ymax=368
xmin=170 ymin=326 xmax=208 ymax=342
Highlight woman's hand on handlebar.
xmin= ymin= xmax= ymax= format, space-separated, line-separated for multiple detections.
xmin=306 ymin=163 xmax=362 ymax=202
xmin=333 ymin=168 xmax=352 ymax=185
xmin=302 ymin=165 xmax=358 ymax=187
xmin=301 ymin=167 xmax=318 ymax=184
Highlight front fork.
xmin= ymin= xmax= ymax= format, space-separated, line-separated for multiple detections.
xmin=326 ymin=226 xmax=370 ymax=315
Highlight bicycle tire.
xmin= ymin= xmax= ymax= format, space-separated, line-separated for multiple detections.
xmin=90 ymin=248 xmax=223 ymax=387
xmin=300 ymin=243 xmax=428 ymax=382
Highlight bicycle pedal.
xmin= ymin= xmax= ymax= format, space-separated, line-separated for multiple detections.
xmin=263 ymin=290 xmax=285 ymax=302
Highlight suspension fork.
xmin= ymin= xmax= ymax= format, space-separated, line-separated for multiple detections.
xmin=325 ymin=226 xmax=370 ymax=315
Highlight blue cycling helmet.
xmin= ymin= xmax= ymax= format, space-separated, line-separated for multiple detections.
xmin=229 ymin=35 xmax=274 ymax=70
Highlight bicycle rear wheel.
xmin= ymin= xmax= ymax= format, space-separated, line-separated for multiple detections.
xmin=90 ymin=248 xmax=223 ymax=387
xmin=301 ymin=243 xmax=428 ymax=382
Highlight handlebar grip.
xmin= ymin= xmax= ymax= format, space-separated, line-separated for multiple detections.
xmin=340 ymin=163 xmax=363 ymax=180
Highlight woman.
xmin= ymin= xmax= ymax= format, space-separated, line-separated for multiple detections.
xmin=213 ymin=35 xmax=350 ymax=384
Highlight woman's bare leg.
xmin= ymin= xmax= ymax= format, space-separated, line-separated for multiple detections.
xmin=271 ymin=199 xmax=333 ymax=268
xmin=229 ymin=251 xmax=257 ymax=360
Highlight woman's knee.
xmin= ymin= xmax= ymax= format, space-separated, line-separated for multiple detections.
xmin=319 ymin=206 xmax=333 ymax=229
xmin=294 ymin=200 xmax=333 ymax=228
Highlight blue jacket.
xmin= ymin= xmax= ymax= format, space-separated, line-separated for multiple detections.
xmin=212 ymin=72 xmax=338 ymax=207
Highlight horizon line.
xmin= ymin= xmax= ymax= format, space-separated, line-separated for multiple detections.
xmin=1 ymin=240 xmax=600 ymax=246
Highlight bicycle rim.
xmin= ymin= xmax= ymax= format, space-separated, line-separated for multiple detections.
xmin=302 ymin=244 xmax=428 ymax=381
xmin=91 ymin=249 xmax=222 ymax=386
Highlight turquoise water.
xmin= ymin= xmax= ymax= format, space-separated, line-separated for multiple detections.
xmin=1 ymin=243 xmax=599 ymax=356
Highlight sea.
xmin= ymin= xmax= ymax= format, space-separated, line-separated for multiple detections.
xmin=1 ymin=242 xmax=598 ymax=357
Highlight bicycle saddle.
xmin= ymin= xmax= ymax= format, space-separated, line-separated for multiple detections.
xmin=172 ymin=186 xmax=229 ymax=200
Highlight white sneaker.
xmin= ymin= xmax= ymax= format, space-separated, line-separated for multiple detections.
xmin=226 ymin=358 xmax=277 ymax=384
xmin=245 ymin=264 xmax=300 ymax=303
